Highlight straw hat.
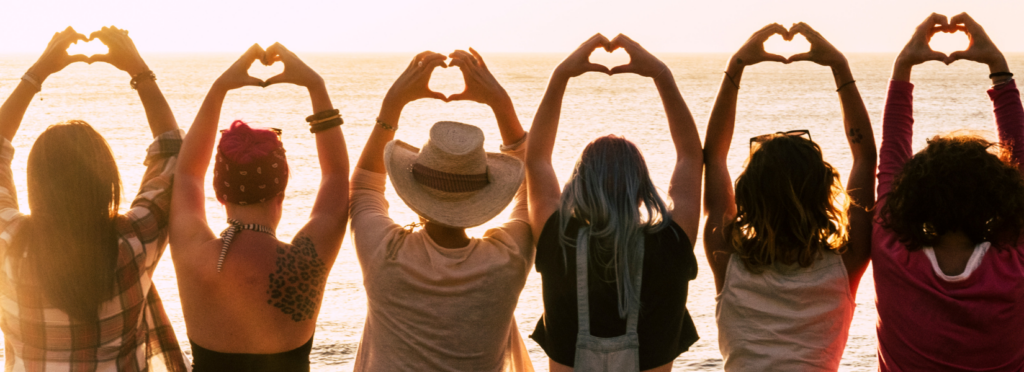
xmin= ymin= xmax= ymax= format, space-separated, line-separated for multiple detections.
xmin=384 ymin=121 xmax=524 ymax=228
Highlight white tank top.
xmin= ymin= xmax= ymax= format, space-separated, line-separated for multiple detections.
xmin=716 ymin=251 xmax=855 ymax=372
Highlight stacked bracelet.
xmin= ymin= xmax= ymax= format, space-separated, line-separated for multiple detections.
xmin=307 ymin=109 xmax=344 ymax=133
xmin=130 ymin=70 xmax=156 ymax=90
xmin=21 ymin=72 xmax=42 ymax=92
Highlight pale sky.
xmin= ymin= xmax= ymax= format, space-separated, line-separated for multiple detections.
xmin=1 ymin=0 xmax=1021 ymax=54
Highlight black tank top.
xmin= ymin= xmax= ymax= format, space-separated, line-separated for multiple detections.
xmin=530 ymin=212 xmax=700 ymax=370
xmin=190 ymin=335 xmax=313 ymax=372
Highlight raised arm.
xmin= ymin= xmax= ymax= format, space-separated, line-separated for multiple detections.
xmin=263 ymin=43 xmax=350 ymax=256
xmin=525 ymin=34 xmax=611 ymax=241
xmin=609 ymin=34 xmax=702 ymax=246
xmin=703 ymin=24 xmax=789 ymax=292
xmin=355 ymin=52 xmax=447 ymax=174
xmin=170 ymin=45 xmax=265 ymax=251
xmin=90 ymin=26 xmax=177 ymax=137
xmin=0 ymin=27 xmax=88 ymax=141
xmin=946 ymin=13 xmax=1023 ymax=167
xmin=448 ymin=48 xmax=525 ymax=146
xmin=789 ymin=23 xmax=877 ymax=293
xmin=879 ymin=14 xmax=951 ymax=197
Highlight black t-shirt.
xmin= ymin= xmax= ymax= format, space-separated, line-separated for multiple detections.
xmin=530 ymin=212 xmax=700 ymax=370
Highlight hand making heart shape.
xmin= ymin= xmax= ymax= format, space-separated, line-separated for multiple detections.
xmin=29 ymin=25 xmax=162 ymax=82
xmin=553 ymin=33 xmax=671 ymax=80
xmin=212 ymin=42 xmax=324 ymax=91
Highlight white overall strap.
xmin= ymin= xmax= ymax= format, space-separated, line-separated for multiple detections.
xmin=576 ymin=226 xmax=592 ymax=336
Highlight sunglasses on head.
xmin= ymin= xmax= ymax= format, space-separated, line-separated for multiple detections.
xmin=220 ymin=127 xmax=283 ymax=139
xmin=749 ymin=129 xmax=812 ymax=154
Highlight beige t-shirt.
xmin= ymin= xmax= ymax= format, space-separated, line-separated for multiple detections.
xmin=349 ymin=146 xmax=534 ymax=372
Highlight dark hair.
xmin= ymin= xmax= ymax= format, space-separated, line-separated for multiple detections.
xmin=729 ymin=135 xmax=848 ymax=272
xmin=880 ymin=134 xmax=1024 ymax=249
xmin=10 ymin=121 xmax=121 ymax=321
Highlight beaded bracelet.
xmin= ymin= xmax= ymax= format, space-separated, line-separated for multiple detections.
xmin=376 ymin=117 xmax=396 ymax=131
xmin=130 ymin=70 xmax=156 ymax=90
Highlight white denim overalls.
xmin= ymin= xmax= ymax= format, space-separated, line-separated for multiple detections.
xmin=573 ymin=231 xmax=642 ymax=372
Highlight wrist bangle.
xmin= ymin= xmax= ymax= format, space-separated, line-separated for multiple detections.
xmin=21 ymin=73 xmax=42 ymax=92
xmin=836 ymin=80 xmax=857 ymax=92
xmin=130 ymin=70 xmax=156 ymax=90
xmin=376 ymin=117 xmax=396 ymax=131
xmin=994 ymin=78 xmax=1014 ymax=87
xmin=309 ymin=114 xmax=342 ymax=126
xmin=305 ymin=109 xmax=340 ymax=123
xmin=989 ymin=72 xmax=1013 ymax=79
xmin=309 ymin=117 xmax=343 ymax=133
xmin=724 ymin=71 xmax=740 ymax=89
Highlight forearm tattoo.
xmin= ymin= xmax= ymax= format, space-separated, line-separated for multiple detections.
xmin=848 ymin=128 xmax=864 ymax=144
xmin=267 ymin=235 xmax=328 ymax=322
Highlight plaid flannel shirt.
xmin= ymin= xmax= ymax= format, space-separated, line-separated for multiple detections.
xmin=0 ymin=129 xmax=189 ymax=372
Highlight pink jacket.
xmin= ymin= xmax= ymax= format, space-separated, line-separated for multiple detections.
xmin=873 ymin=79 xmax=1024 ymax=371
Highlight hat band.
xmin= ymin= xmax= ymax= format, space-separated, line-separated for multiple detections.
xmin=412 ymin=163 xmax=489 ymax=193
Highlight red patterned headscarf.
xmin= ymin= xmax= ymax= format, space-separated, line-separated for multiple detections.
xmin=213 ymin=120 xmax=289 ymax=205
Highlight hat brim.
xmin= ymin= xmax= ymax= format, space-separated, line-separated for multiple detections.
xmin=385 ymin=140 xmax=524 ymax=228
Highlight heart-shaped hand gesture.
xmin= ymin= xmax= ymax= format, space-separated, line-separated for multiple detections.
xmin=608 ymin=34 xmax=668 ymax=78
xmin=214 ymin=44 xmax=267 ymax=91
xmin=260 ymin=42 xmax=324 ymax=88
xmin=786 ymin=22 xmax=847 ymax=67
xmin=896 ymin=13 xmax=951 ymax=68
xmin=447 ymin=48 xmax=509 ymax=106
xmin=88 ymin=26 xmax=150 ymax=76
xmin=28 ymin=26 xmax=89 ymax=79
xmin=385 ymin=51 xmax=449 ymax=106
xmin=945 ymin=12 xmax=1006 ymax=69
xmin=554 ymin=33 xmax=613 ymax=78
xmin=733 ymin=23 xmax=791 ymax=66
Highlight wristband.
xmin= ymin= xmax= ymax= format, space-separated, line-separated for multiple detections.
xmin=130 ymin=70 xmax=156 ymax=90
xmin=21 ymin=73 xmax=42 ymax=92
xmin=989 ymin=72 xmax=1013 ymax=79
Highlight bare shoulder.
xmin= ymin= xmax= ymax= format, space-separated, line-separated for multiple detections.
xmin=266 ymin=234 xmax=329 ymax=322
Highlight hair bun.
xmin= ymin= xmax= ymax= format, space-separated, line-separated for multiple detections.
xmin=218 ymin=120 xmax=281 ymax=164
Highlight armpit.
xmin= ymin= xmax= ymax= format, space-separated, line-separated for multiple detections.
xmin=266 ymin=235 xmax=328 ymax=322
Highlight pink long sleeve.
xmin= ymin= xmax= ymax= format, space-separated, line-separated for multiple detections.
xmin=876 ymin=80 xmax=916 ymax=200
xmin=989 ymin=80 xmax=1024 ymax=169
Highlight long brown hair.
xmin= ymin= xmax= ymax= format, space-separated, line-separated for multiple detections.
xmin=10 ymin=121 xmax=121 ymax=321
xmin=729 ymin=134 xmax=848 ymax=273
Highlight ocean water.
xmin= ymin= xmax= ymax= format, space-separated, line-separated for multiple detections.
xmin=0 ymin=52 xmax=1021 ymax=371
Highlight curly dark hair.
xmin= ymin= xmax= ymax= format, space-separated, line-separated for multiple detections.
xmin=729 ymin=135 xmax=848 ymax=273
xmin=880 ymin=134 xmax=1024 ymax=250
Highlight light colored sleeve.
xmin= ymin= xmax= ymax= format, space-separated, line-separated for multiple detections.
xmin=484 ymin=134 xmax=533 ymax=261
xmin=0 ymin=138 xmax=22 ymax=250
xmin=349 ymin=168 xmax=402 ymax=264
xmin=125 ymin=128 xmax=184 ymax=268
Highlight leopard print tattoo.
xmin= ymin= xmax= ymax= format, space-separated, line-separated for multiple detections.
xmin=267 ymin=235 xmax=328 ymax=322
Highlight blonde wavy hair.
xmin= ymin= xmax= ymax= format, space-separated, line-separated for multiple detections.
xmin=728 ymin=134 xmax=849 ymax=273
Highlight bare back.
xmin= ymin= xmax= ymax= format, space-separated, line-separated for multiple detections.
xmin=176 ymin=232 xmax=332 ymax=353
